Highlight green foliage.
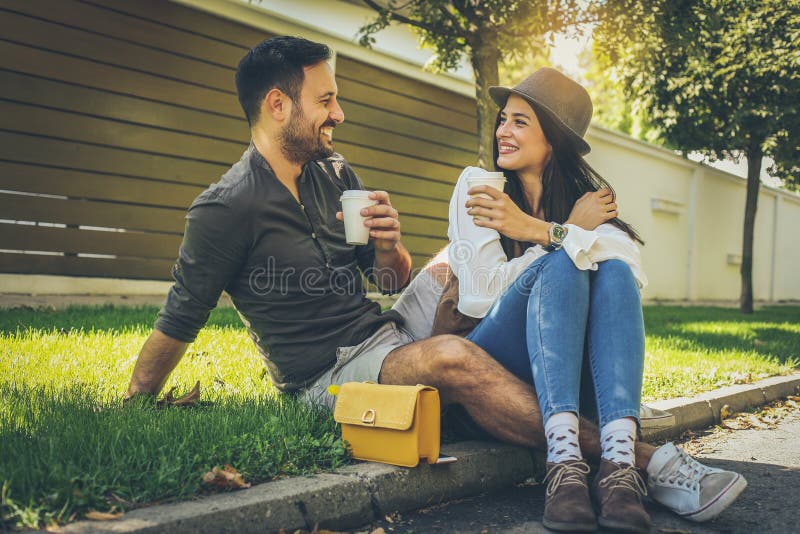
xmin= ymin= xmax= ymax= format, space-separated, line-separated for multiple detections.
xmin=357 ymin=1 xmax=588 ymax=166
xmin=358 ymin=0 xmax=580 ymax=73
xmin=593 ymin=0 xmax=799 ymax=188
xmin=579 ymin=44 xmax=667 ymax=145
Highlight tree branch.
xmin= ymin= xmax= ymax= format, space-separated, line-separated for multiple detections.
xmin=360 ymin=0 xmax=441 ymax=35
xmin=436 ymin=3 xmax=469 ymax=38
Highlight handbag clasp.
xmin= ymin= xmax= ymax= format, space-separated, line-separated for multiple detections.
xmin=361 ymin=408 xmax=376 ymax=425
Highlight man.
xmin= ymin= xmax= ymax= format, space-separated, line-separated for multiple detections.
xmin=126 ymin=36 xmax=744 ymax=528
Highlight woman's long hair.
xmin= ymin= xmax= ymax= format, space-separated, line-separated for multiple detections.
xmin=493 ymin=103 xmax=644 ymax=260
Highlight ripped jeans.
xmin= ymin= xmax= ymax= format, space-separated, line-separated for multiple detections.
xmin=466 ymin=249 xmax=645 ymax=427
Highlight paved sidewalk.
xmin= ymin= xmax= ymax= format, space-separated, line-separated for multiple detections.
xmin=362 ymin=400 xmax=800 ymax=533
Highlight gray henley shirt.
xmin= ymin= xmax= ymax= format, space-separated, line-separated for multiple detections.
xmin=155 ymin=145 xmax=405 ymax=392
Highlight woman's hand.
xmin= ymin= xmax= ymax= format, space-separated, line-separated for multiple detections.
xmin=565 ymin=188 xmax=618 ymax=230
xmin=466 ymin=185 xmax=550 ymax=244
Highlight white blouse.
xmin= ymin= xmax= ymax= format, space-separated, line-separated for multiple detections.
xmin=448 ymin=167 xmax=648 ymax=319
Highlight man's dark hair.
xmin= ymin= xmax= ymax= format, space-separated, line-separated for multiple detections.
xmin=235 ymin=36 xmax=332 ymax=126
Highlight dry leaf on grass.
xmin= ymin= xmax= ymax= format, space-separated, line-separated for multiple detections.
xmin=85 ymin=508 xmax=124 ymax=521
xmin=202 ymin=464 xmax=251 ymax=489
xmin=158 ymin=381 xmax=201 ymax=407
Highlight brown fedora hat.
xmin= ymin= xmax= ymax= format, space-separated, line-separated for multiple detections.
xmin=489 ymin=67 xmax=593 ymax=155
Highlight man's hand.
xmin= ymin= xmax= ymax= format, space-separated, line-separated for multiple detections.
xmin=565 ymin=188 xmax=618 ymax=230
xmin=466 ymin=185 xmax=550 ymax=244
xmin=336 ymin=190 xmax=402 ymax=252
xmin=125 ymin=329 xmax=188 ymax=402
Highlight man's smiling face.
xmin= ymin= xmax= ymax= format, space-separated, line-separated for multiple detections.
xmin=279 ymin=61 xmax=345 ymax=164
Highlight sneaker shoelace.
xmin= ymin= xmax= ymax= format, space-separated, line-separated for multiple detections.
xmin=544 ymin=461 xmax=591 ymax=497
xmin=658 ymin=448 xmax=712 ymax=490
xmin=599 ymin=464 xmax=648 ymax=497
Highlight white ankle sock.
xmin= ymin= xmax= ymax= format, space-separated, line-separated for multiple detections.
xmin=544 ymin=412 xmax=582 ymax=464
xmin=600 ymin=418 xmax=637 ymax=466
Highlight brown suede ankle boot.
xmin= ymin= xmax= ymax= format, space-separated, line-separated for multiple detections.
xmin=592 ymin=460 xmax=652 ymax=533
xmin=543 ymin=460 xmax=597 ymax=532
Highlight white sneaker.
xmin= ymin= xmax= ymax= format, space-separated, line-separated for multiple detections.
xmin=646 ymin=442 xmax=747 ymax=522
xmin=640 ymin=404 xmax=675 ymax=431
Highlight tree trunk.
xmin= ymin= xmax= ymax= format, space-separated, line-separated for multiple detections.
xmin=469 ymin=33 xmax=500 ymax=169
xmin=740 ymin=143 xmax=763 ymax=314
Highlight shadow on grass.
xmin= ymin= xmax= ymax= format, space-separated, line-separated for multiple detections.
xmin=0 ymin=305 xmax=242 ymax=334
xmin=652 ymin=326 xmax=800 ymax=366
xmin=644 ymin=306 xmax=800 ymax=366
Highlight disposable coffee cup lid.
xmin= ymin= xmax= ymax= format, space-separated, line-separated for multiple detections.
xmin=340 ymin=190 xmax=372 ymax=200
xmin=467 ymin=168 xmax=505 ymax=179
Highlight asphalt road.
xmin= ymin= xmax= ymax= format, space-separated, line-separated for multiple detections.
xmin=355 ymin=402 xmax=800 ymax=534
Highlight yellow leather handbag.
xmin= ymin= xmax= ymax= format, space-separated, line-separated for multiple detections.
xmin=333 ymin=382 xmax=440 ymax=468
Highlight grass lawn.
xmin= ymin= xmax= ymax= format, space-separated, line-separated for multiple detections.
xmin=1 ymin=304 xmax=798 ymax=529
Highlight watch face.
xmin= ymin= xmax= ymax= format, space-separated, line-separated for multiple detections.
xmin=552 ymin=224 xmax=567 ymax=242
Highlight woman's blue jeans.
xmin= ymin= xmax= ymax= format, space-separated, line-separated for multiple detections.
xmin=465 ymin=250 xmax=645 ymax=427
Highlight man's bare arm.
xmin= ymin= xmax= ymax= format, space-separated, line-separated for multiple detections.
xmin=125 ymin=329 xmax=189 ymax=399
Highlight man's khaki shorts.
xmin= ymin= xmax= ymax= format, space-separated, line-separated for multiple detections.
xmin=299 ymin=269 xmax=444 ymax=409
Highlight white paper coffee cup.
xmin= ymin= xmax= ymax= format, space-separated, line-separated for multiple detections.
xmin=340 ymin=190 xmax=378 ymax=245
xmin=466 ymin=170 xmax=506 ymax=221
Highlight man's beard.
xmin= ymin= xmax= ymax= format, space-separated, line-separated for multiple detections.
xmin=279 ymin=104 xmax=334 ymax=164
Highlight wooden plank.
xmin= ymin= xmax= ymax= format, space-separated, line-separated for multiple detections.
xmin=336 ymin=122 xmax=474 ymax=169
xmin=0 ymin=8 xmax=237 ymax=94
xmin=337 ymin=56 xmax=475 ymax=116
xmin=0 ymin=252 xmax=175 ymax=280
xmin=341 ymin=99 xmax=477 ymax=153
xmin=378 ymin=193 xmax=448 ymax=221
xmin=338 ymin=78 xmax=476 ymax=134
xmin=0 ymin=131 xmax=232 ymax=186
xmin=84 ymin=0 xmax=267 ymax=47
xmin=0 ymin=161 xmax=450 ymax=218
xmin=399 ymin=234 xmax=448 ymax=253
xmin=335 ymin=141 xmax=462 ymax=184
xmin=0 ymin=223 xmax=445 ymax=263
xmin=0 ymin=224 xmax=181 ymax=260
xmin=0 ymin=189 xmax=445 ymax=240
xmin=0 ymin=70 xmax=248 ymax=142
xmin=0 ymin=161 xmax=202 ymax=209
xmin=0 ymin=193 xmax=187 ymax=234
xmin=0 ymin=100 xmax=244 ymax=165
xmin=1 ymin=251 xmax=439 ymax=281
xmin=393 ymin=215 xmax=447 ymax=238
xmin=2 ymin=0 xmax=247 ymax=66
xmin=353 ymin=166 xmax=456 ymax=200
xmin=0 ymin=40 xmax=242 ymax=117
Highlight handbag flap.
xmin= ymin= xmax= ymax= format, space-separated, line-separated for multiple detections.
xmin=333 ymin=382 xmax=435 ymax=430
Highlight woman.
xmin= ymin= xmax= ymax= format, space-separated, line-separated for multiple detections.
xmin=447 ymin=68 xmax=651 ymax=533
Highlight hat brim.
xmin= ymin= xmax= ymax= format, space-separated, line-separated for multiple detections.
xmin=489 ymin=86 xmax=591 ymax=156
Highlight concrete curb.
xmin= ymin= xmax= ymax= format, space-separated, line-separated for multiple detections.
xmin=59 ymin=373 xmax=800 ymax=534
xmin=642 ymin=373 xmax=800 ymax=442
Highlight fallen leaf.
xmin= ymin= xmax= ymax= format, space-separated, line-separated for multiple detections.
xmin=85 ymin=509 xmax=124 ymax=521
xmin=720 ymin=404 xmax=732 ymax=419
xmin=202 ymin=464 xmax=251 ymax=489
xmin=370 ymin=529 xmax=386 ymax=534
xmin=158 ymin=381 xmax=201 ymax=407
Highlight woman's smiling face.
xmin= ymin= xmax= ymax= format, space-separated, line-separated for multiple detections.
xmin=495 ymin=94 xmax=552 ymax=177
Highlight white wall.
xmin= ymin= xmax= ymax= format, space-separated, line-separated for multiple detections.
xmin=586 ymin=126 xmax=800 ymax=302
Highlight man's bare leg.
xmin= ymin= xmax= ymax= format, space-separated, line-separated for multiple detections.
xmin=380 ymin=335 xmax=655 ymax=470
